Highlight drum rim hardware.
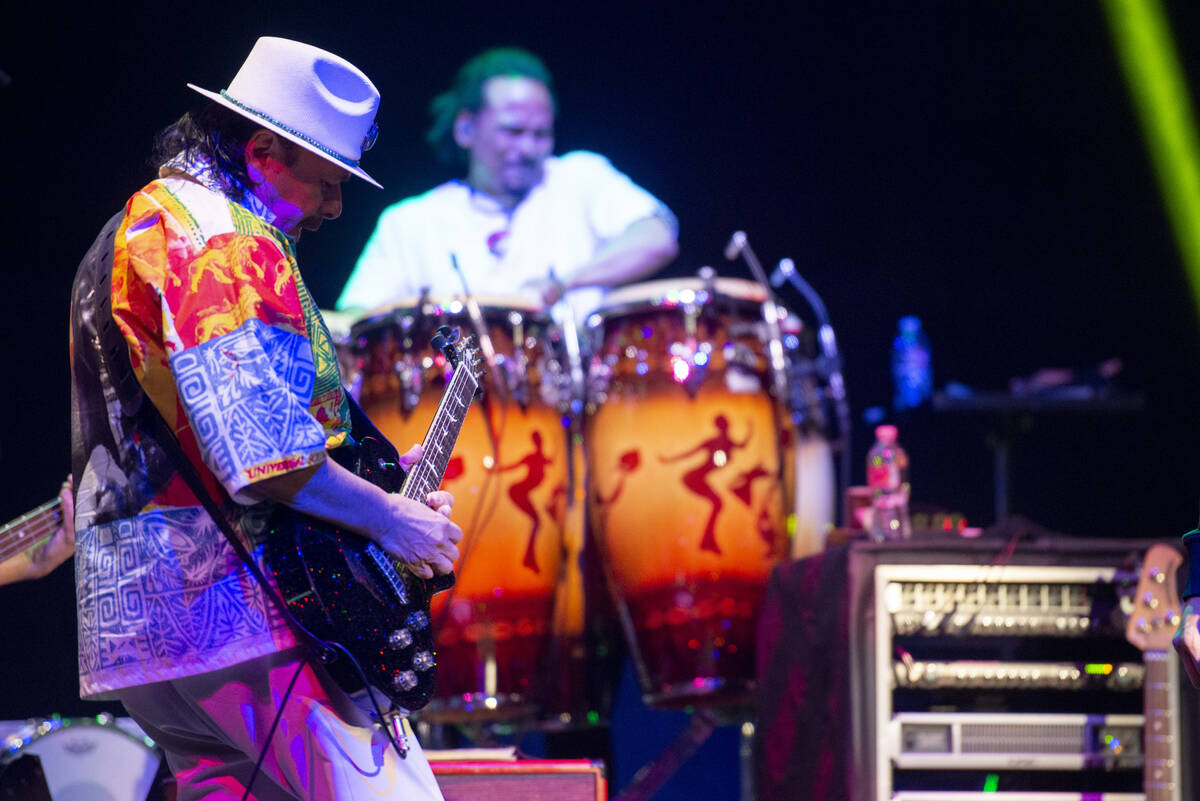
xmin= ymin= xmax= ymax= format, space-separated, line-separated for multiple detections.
xmin=3 ymin=712 xmax=158 ymax=760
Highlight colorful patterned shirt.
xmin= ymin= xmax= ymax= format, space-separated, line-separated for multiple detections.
xmin=70 ymin=162 xmax=351 ymax=699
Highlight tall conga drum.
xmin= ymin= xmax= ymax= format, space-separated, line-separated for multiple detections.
xmin=349 ymin=296 xmax=576 ymax=721
xmin=584 ymin=277 xmax=791 ymax=708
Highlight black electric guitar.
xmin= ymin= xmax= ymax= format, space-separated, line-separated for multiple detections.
xmin=266 ymin=330 xmax=483 ymax=712
xmin=1125 ymin=543 xmax=1183 ymax=801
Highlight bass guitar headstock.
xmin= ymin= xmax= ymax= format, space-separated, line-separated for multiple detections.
xmin=1126 ymin=543 xmax=1183 ymax=653
xmin=430 ymin=325 xmax=485 ymax=400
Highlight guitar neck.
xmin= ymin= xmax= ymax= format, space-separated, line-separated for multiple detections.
xmin=1143 ymin=650 xmax=1181 ymax=801
xmin=0 ymin=497 xmax=62 ymax=564
xmin=401 ymin=362 xmax=477 ymax=500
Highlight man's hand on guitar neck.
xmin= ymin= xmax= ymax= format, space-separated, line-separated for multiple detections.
xmin=0 ymin=477 xmax=75 ymax=586
xmin=251 ymin=444 xmax=462 ymax=580
xmin=388 ymin=443 xmax=459 ymax=578
xmin=1172 ymin=596 xmax=1200 ymax=689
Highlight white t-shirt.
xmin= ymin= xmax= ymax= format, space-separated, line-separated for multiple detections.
xmin=337 ymin=151 xmax=674 ymax=319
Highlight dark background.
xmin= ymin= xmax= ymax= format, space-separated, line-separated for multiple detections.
xmin=2 ymin=2 xmax=1198 ymax=798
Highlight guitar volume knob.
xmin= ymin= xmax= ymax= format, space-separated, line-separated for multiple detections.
xmin=407 ymin=611 xmax=429 ymax=630
xmin=388 ymin=629 xmax=413 ymax=650
xmin=413 ymin=651 xmax=435 ymax=671
xmin=393 ymin=670 xmax=419 ymax=691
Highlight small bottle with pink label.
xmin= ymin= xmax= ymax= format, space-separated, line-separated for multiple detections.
xmin=866 ymin=424 xmax=911 ymax=541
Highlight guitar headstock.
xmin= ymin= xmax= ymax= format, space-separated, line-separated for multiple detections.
xmin=1125 ymin=543 xmax=1183 ymax=652
xmin=461 ymin=339 xmax=485 ymax=400
xmin=429 ymin=326 xmax=486 ymax=400
xmin=430 ymin=325 xmax=461 ymax=367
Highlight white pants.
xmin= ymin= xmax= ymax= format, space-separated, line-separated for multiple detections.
xmin=117 ymin=647 xmax=444 ymax=801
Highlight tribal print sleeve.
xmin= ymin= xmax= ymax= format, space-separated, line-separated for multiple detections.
xmin=115 ymin=181 xmax=329 ymax=501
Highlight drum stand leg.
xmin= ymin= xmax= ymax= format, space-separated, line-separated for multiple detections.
xmin=612 ymin=710 xmax=718 ymax=801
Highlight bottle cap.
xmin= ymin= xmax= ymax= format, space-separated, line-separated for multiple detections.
xmin=875 ymin=424 xmax=897 ymax=443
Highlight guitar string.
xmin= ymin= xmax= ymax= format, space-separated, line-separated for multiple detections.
xmin=406 ymin=367 xmax=474 ymax=500
xmin=0 ymin=497 xmax=62 ymax=536
xmin=0 ymin=501 xmax=63 ymax=562
xmin=420 ymin=370 xmax=468 ymax=490
xmin=431 ymin=359 xmax=509 ymax=633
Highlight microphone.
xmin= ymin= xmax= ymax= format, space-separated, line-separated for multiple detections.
xmin=724 ymin=231 xmax=747 ymax=262
xmin=548 ymin=267 xmax=586 ymax=417
xmin=449 ymin=253 xmax=505 ymax=402
xmin=722 ymin=230 xmax=788 ymax=405
xmin=770 ymin=257 xmax=795 ymax=289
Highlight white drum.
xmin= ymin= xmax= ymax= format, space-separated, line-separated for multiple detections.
xmin=2 ymin=715 xmax=161 ymax=801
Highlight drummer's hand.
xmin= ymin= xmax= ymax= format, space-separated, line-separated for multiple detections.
xmin=374 ymin=492 xmax=462 ymax=579
xmin=1173 ymin=596 xmax=1200 ymax=688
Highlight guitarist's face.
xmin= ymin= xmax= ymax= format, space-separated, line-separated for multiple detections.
xmin=244 ymin=130 xmax=351 ymax=239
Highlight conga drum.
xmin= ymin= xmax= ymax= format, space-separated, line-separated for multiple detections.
xmin=349 ymin=296 xmax=576 ymax=722
xmin=776 ymin=312 xmax=839 ymax=558
xmin=2 ymin=715 xmax=161 ymax=801
xmin=584 ymin=277 xmax=791 ymax=708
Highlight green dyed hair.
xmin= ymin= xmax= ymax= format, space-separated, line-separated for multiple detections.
xmin=426 ymin=47 xmax=556 ymax=164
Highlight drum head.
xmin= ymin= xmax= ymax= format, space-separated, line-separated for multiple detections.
xmin=6 ymin=716 xmax=160 ymax=801
xmin=593 ymin=276 xmax=766 ymax=317
xmin=352 ymin=294 xmax=546 ymax=336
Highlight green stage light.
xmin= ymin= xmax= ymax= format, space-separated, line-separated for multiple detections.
xmin=1104 ymin=0 xmax=1200 ymax=323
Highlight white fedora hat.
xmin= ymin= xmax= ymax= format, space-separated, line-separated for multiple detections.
xmin=188 ymin=36 xmax=382 ymax=188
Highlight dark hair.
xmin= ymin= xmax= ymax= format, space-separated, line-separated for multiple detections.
xmin=426 ymin=47 xmax=556 ymax=164
xmin=150 ymin=103 xmax=263 ymax=198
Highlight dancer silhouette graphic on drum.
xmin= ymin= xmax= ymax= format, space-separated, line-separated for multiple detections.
xmin=659 ymin=414 xmax=751 ymax=555
xmin=595 ymin=449 xmax=641 ymax=508
xmin=494 ymin=430 xmax=553 ymax=573
xmin=731 ymin=464 xmax=781 ymax=555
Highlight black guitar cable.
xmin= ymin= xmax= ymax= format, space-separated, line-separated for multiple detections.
xmin=239 ymin=657 xmax=308 ymax=801
xmin=234 ymin=639 xmax=417 ymax=801
xmin=138 ymin=413 xmax=416 ymax=796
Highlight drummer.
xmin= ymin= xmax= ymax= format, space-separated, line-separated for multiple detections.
xmin=336 ymin=46 xmax=678 ymax=321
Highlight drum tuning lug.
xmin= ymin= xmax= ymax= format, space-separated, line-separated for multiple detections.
xmin=395 ymin=361 xmax=423 ymax=416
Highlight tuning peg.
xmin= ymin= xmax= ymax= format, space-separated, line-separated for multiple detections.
xmin=430 ymin=331 xmax=447 ymax=351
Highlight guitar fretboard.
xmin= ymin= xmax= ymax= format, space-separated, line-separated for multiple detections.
xmin=0 ymin=498 xmax=62 ymax=564
xmin=401 ymin=360 xmax=479 ymax=501
xmin=1142 ymin=650 xmax=1180 ymax=801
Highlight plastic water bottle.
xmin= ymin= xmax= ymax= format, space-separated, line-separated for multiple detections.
xmin=866 ymin=424 xmax=911 ymax=541
xmin=892 ymin=316 xmax=932 ymax=410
